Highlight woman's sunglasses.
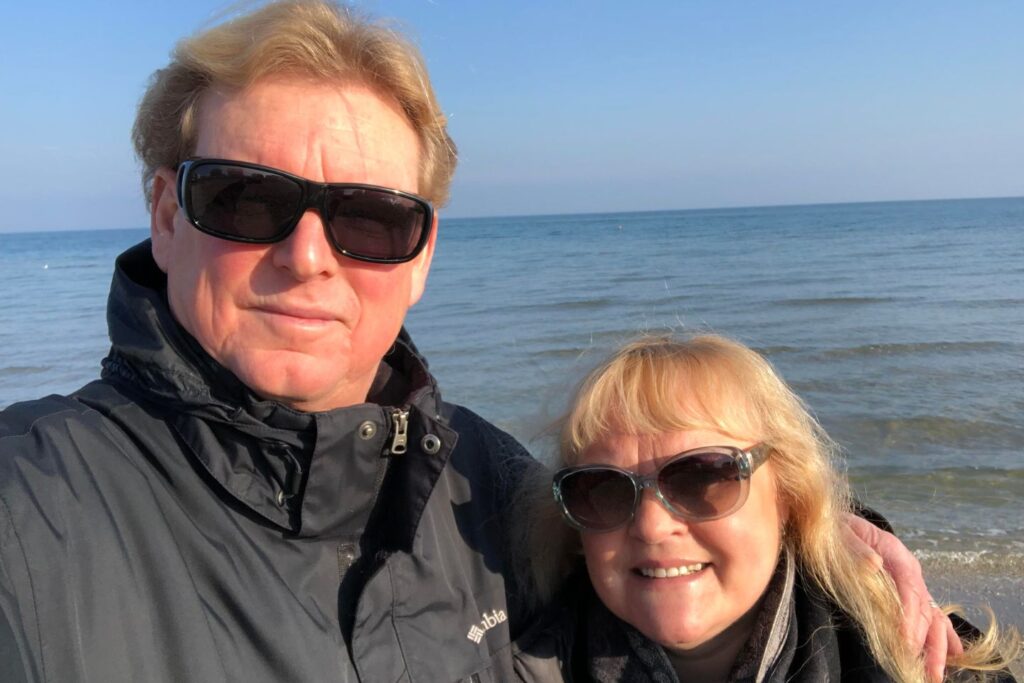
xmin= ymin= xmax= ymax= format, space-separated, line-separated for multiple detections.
xmin=175 ymin=158 xmax=434 ymax=264
xmin=552 ymin=444 xmax=769 ymax=532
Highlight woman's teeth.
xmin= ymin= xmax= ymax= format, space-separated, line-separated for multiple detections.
xmin=639 ymin=563 xmax=706 ymax=578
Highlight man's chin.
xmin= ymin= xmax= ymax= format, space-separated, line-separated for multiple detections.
xmin=227 ymin=352 xmax=369 ymax=412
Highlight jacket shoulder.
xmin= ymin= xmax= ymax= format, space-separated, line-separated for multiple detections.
xmin=0 ymin=378 xmax=137 ymax=437
xmin=441 ymin=403 xmax=543 ymax=506
xmin=0 ymin=393 xmax=98 ymax=486
xmin=0 ymin=383 xmax=142 ymax=518
xmin=0 ymin=393 xmax=91 ymax=438
xmin=442 ymin=403 xmax=535 ymax=468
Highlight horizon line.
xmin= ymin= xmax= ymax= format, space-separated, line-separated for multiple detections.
xmin=445 ymin=193 xmax=1024 ymax=223
xmin=2 ymin=193 xmax=1021 ymax=236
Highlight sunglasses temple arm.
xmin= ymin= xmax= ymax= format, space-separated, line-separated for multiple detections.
xmin=748 ymin=444 xmax=770 ymax=472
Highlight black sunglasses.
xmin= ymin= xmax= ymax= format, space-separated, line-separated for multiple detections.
xmin=553 ymin=444 xmax=769 ymax=532
xmin=175 ymin=158 xmax=434 ymax=264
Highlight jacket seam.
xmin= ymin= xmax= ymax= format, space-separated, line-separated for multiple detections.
xmin=0 ymin=490 xmax=47 ymax=683
xmin=386 ymin=561 xmax=411 ymax=683
xmin=1 ymin=402 xmax=83 ymax=442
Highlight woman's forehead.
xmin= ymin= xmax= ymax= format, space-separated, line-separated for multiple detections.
xmin=578 ymin=429 xmax=756 ymax=469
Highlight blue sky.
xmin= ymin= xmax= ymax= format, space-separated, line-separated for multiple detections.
xmin=1 ymin=1 xmax=1021 ymax=232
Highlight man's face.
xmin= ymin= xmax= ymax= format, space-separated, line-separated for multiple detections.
xmin=149 ymin=78 xmax=435 ymax=411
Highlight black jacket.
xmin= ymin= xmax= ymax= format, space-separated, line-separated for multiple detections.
xmin=0 ymin=242 xmax=536 ymax=682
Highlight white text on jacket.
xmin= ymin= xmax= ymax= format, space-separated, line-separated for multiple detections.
xmin=466 ymin=610 xmax=507 ymax=643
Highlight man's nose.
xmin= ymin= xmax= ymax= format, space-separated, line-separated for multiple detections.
xmin=271 ymin=211 xmax=339 ymax=279
xmin=628 ymin=489 xmax=688 ymax=544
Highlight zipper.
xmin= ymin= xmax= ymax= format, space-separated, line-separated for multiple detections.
xmin=387 ymin=408 xmax=409 ymax=455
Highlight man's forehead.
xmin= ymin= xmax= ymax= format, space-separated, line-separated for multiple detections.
xmin=192 ymin=78 xmax=422 ymax=189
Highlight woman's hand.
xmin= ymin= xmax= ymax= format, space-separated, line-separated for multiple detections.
xmin=845 ymin=514 xmax=964 ymax=683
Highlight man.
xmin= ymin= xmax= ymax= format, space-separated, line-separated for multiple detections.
xmin=0 ymin=2 xmax=956 ymax=681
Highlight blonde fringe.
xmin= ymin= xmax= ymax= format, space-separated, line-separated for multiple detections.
xmin=518 ymin=333 xmax=1022 ymax=682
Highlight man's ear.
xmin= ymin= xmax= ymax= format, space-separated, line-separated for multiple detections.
xmin=150 ymin=168 xmax=179 ymax=274
xmin=408 ymin=212 xmax=437 ymax=307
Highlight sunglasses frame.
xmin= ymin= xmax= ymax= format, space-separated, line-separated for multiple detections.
xmin=175 ymin=157 xmax=434 ymax=264
xmin=552 ymin=444 xmax=770 ymax=532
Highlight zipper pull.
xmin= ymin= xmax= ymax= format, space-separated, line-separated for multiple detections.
xmin=388 ymin=409 xmax=409 ymax=455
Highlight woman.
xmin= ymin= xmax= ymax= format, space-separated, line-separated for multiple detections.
xmin=514 ymin=335 xmax=1019 ymax=682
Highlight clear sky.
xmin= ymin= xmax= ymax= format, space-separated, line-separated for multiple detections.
xmin=1 ymin=1 xmax=1021 ymax=232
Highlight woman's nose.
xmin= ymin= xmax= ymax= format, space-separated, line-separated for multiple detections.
xmin=628 ymin=489 xmax=689 ymax=544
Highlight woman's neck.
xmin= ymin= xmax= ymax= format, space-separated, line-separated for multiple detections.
xmin=664 ymin=598 xmax=763 ymax=683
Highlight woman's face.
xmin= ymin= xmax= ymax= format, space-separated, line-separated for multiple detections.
xmin=578 ymin=428 xmax=784 ymax=652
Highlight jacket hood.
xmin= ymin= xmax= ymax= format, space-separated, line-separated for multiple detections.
xmin=99 ymin=240 xmax=453 ymax=538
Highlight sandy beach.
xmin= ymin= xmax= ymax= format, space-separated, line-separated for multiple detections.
xmin=922 ymin=558 xmax=1024 ymax=677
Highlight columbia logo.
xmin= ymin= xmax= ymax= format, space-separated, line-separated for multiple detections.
xmin=466 ymin=609 xmax=507 ymax=643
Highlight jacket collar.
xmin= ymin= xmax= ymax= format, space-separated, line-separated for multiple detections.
xmin=101 ymin=240 xmax=451 ymax=539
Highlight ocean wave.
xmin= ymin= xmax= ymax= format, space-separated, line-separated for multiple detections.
xmin=774 ymin=296 xmax=899 ymax=307
xmin=850 ymin=475 xmax=1024 ymax=530
xmin=26 ymin=262 xmax=99 ymax=271
xmin=0 ymin=365 xmax=50 ymax=377
xmin=529 ymin=328 xmax=678 ymax=350
xmin=851 ymin=466 xmax=1024 ymax=500
xmin=645 ymin=294 xmax=696 ymax=307
xmin=914 ymin=550 xmax=1024 ymax=575
xmin=834 ymin=415 xmax=1024 ymax=450
xmin=606 ymin=274 xmax=674 ymax=285
xmin=819 ymin=341 xmax=1015 ymax=359
xmin=958 ymin=298 xmax=1024 ymax=309
xmin=529 ymin=346 xmax=598 ymax=361
xmin=751 ymin=345 xmax=804 ymax=355
xmin=503 ymin=297 xmax=620 ymax=313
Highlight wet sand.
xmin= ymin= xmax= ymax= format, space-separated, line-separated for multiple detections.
xmin=923 ymin=561 xmax=1024 ymax=677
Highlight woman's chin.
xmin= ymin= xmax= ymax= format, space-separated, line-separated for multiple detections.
xmin=632 ymin=612 xmax=721 ymax=652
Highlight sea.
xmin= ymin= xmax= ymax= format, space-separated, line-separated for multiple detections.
xmin=2 ymin=197 xmax=1022 ymax=597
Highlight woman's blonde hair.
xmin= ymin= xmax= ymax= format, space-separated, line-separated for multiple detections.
xmin=132 ymin=0 xmax=456 ymax=208
xmin=523 ymin=334 xmax=1020 ymax=682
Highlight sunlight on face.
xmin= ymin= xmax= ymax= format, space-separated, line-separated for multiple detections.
xmin=579 ymin=428 xmax=784 ymax=653
xmin=150 ymin=79 xmax=434 ymax=410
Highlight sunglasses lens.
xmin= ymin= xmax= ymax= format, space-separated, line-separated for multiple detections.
xmin=183 ymin=161 xmax=431 ymax=262
xmin=325 ymin=188 xmax=428 ymax=261
xmin=560 ymin=469 xmax=636 ymax=531
xmin=187 ymin=164 xmax=302 ymax=240
xmin=658 ymin=451 xmax=742 ymax=518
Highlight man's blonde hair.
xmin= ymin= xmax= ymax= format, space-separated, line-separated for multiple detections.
xmin=522 ymin=334 xmax=1020 ymax=682
xmin=132 ymin=0 xmax=456 ymax=208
